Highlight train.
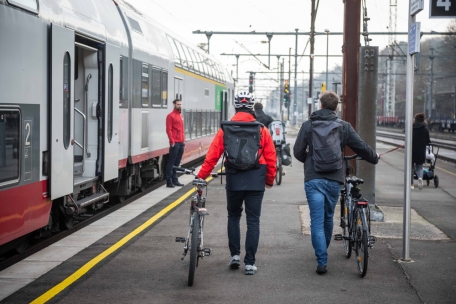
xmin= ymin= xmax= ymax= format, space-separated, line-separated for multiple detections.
xmin=377 ymin=116 xmax=456 ymax=133
xmin=0 ymin=0 xmax=235 ymax=254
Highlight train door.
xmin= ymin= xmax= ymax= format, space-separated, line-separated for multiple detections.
xmin=103 ymin=43 xmax=120 ymax=182
xmin=174 ymin=77 xmax=183 ymax=101
xmin=50 ymin=24 xmax=74 ymax=200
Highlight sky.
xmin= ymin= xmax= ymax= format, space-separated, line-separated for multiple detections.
xmin=128 ymin=0 xmax=453 ymax=100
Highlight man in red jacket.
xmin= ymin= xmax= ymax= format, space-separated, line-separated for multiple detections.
xmin=165 ymin=99 xmax=185 ymax=188
xmin=197 ymin=92 xmax=276 ymax=275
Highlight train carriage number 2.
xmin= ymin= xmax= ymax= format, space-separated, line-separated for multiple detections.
xmin=25 ymin=122 xmax=31 ymax=146
xmin=437 ymin=0 xmax=451 ymax=11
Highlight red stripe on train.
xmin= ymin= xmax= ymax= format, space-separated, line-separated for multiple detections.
xmin=0 ymin=180 xmax=51 ymax=246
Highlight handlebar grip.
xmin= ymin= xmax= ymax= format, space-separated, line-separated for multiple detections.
xmin=173 ymin=166 xmax=185 ymax=172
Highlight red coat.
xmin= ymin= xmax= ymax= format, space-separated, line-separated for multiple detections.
xmin=198 ymin=112 xmax=277 ymax=186
xmin=166 ymin=109 xmax=185 ymax=145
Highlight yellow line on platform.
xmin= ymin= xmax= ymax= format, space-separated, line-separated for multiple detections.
xmin=31 ymin=176 xmax=214 ymax=304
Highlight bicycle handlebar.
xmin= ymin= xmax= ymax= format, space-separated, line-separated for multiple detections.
xmin=343 ymin=154 xmax=359 ymax=160
xmin=173 ymin=166 xmax=196 ymax=176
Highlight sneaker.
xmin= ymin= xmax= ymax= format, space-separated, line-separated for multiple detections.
xmin=245 ymin=264 xmax=257 ymax=275
xmin=173 ymin=181 xmax=184 ymax=186
xmin=418 ymin=178 xmax=423 ymax=190
xmin=411 ymin=184 xmax=414 ymax=190
xmin=229 ymin=255 xmax=240 ymax=269
xmin=316 ymin=265 xmax=327 ymax=275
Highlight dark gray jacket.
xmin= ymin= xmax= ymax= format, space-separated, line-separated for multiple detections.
xmin=293 ymin=109 xmax=379 ymax=183
xmin=255 ymin=109 xmax=274 ymax=127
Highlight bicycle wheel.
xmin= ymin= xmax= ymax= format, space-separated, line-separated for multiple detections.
xmin=341 ymin=198 xmax=352 ymax=259
xmin=355 ymin=208 xmax=368 ymax=277
xmin=275 ymin=157 xmax=282 ymax=185
xmin=188 ymin=212 xmax=200 ymax=286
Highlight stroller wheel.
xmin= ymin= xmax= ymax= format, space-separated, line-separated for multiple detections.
xmin=434 ymin=175 xmax=439 ymax=188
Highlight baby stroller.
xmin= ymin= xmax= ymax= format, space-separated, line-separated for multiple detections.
xmin=414 ymin=143 xmax=439 ymax=188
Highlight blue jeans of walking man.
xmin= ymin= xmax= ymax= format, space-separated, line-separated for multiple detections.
xmin=304 ymin=178 xmax=341 ymax=267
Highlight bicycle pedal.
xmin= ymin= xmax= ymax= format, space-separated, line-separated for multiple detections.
xmin=369 ymin=236 xmax=377 ymax=247
xmin=175 ymin=237 xmax=186 ymax=243
xmin=282 ymin=171 xmax=286 ymax=176
xmin=334 ymin=234 xmax=344 ymax=241
xmin=202 ymin=248 xmax=212 ymax=256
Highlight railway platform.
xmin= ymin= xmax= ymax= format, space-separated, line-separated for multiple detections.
xmin=1 ymin=139 xmax=455 ymax=303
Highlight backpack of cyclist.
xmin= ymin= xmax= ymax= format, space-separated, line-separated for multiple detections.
xmin=311 ymin=119 xmax=344 ymax=173
xmin=221 ymin=121 xmax=263 ymax=171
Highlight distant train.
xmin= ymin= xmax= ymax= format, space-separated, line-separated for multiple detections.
xmin=377 ymin=116 xmax=456 ymax=133
xmin=0 ymin=0 xmax=235 ymax=254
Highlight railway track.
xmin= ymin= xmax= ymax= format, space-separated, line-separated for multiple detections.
xmin=0 ymin=159 xmax=204 ymax=272
xmin=376 ymin=131 xmax=456 ymax=163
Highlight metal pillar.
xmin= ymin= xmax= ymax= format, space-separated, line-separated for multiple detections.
xmin=293 ymin=29 xmax=298 ymax=125
xmin=325 ymin=29 xmax=330 ymax=90
xmin=280 ymin=59 xmax=284 ymax=122
xmin=206 ymin=33 xmax=212 ymax=54
xmin=267 ymin=34 xmax=273 ymax=68
xmin=402 ymin=6 xmax=416 ymax=262
xmin=235 ymin=54 xmax=239 ymax=84
xmin=342 ymin=0 xmax=361 ymax=174
xmin=429 ymin=48 xmax=435 ymax=118
xmin=308 ymin=0 xmax=316 ymax=117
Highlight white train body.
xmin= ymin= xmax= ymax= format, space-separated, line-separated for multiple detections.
xmin=0 ymin=0 xmax=234 ymax=252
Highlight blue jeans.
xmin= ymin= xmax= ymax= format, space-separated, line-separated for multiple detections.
xmin=166 ymin=143 xmax=185 ymax=183
xmin=226 ymin=190 xmax=264 ymax=265
xmin=412 ymin=163 xmax=423 ymax=180
xmin=304 ymin=179 xmax=341 ymax=267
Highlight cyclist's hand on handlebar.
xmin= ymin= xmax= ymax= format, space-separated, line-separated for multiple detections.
xmin=377 ymin=153 xmax=380 ymax=159
xmin=265 ymin=184 xmax=272 ymax=189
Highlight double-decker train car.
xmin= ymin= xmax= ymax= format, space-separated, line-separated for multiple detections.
xmin=0 ymin=0 xmax=234 ymax=254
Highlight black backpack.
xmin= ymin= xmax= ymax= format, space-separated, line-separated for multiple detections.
xmin=311 ymin=119 xmax=344 ymax=173
xmin=221 ymin=121 xmax=263 ymax=171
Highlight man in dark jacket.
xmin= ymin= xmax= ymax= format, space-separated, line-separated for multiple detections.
xmin=254 ymin=102 xmax=274 ymax=127
xmin=293 ymin=91 xmax=379 ymax=275
xmin=412 ymin=113 xmax=431 ymax=190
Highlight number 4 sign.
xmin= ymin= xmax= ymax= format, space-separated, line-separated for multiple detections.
xmin=430 ymin=0 xmax=456 ymax=18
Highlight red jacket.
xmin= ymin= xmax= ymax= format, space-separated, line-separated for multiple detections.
xmin=166 ymin=109 xmax=185 ymax=145
xmin=198 ymin=112 xmax=277 ymax=186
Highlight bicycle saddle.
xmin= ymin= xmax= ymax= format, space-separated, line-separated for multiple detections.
xmin=348 ymin=176 xmax=363 ymax=185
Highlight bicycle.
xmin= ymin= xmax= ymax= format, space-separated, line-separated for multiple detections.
xmin=334 ymin=155 xmax=377 ymax=277
xmin=173 ymin=167 xmax=213 ymax=286
xmin=275 ymin=146 xmax=283 ymax=185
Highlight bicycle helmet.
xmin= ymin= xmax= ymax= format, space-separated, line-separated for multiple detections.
xmin=234 ymin=92 xmax=255 ymax=109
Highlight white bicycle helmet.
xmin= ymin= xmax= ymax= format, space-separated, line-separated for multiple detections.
xmin=234 ymin=92 xmax=255 ymax=109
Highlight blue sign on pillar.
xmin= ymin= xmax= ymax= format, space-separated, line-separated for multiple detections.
xmin=409 ymin=22 xmax=421 ymax=55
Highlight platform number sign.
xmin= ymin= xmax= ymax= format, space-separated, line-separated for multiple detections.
xmin=430 ymin=0 xmax=456 ymax=18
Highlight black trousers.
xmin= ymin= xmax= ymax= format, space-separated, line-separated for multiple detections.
xmin=226 ymin=190 xmax=264 ymax=265
xmin=166 ymin=143 xmax=185 ymax=183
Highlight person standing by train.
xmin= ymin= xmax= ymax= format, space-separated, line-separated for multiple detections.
xmin=412 ymin=112 xmax=431 ymax=190
xmin=165 ymin=99 xmax=185 ymax=188
xmin=197 ymin=92 xmax=277 ymax=275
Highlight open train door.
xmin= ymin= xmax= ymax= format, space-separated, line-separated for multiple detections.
xmin=50 ymin=24 xmax=74 ymax=200
xmin=103 ymin=43 xmax=120 ymax=182
xmin=221 ymin=90 xmax=228 ymax=120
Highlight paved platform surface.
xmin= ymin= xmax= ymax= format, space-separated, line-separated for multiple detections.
xmin=1 ymin=139 xmax=456 ymax=304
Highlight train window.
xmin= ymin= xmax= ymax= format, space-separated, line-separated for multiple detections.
xmin=119 ymin=56 xmax=129 ymax=108
xmin=196 ymin=111 xmax=202 ymax=138
xmin=151 ymin=67 xmax=161 ymax=107
xmin=206 ymin=112 xmax=212 ymax=134
xmin=184 ymin=110 xmax=191 ymax=140
xmin=196 ymin=53 xmax=208 ymax=77
xmin=167 ymin=36 xmax=182 ymax=67
xmin=191 ymin=111 xmax=198 ymax=139
xmin=7 ymin=0 xmax=38 ymax=13
xmin=202 ymin=111 xmax=207 ymax=137
xmin=162 ymin=71 xmax=168 ymax=107
xmin=0 ymin=109 xmax=20 ymax=185
xmin=107 ymin=64 xmax=113 ymax=143
xmin=190 ymin=50 xmax=201 ymax=74
xmin=182 ymin=46 xmax=194 ymax=72
xmin=141 ymin=111 xmax=149 ymax=149
xmin=205 ymin=89 xmax=209 ymax=97
xmin=175 ymin=41 xmax=188 ymax=68
xmin=63 ymin=52 xmax=71 ymax=150
xmin=141 ymin=64 xmax=149 ymax=107
xmin=127 ymin=17 xmax=143 ymax=34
